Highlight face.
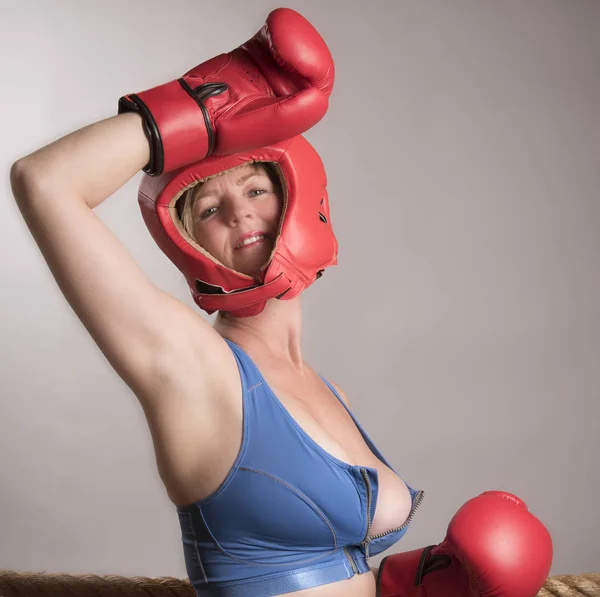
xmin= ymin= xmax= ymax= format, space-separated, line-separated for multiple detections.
xmin=189 ymin=164 xmax=283 ymax=278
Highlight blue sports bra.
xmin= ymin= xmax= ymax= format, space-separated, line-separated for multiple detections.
xmin=177 ymin=339 xmax=423 ymax=597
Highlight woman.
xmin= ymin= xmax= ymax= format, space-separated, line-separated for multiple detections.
xmin=11 ymin=0 xmax=433 ymax=569
xmin=9 ymin=2 xmax=556 ymax=592
xmin=11 ymin=106 xmax=421 ymax=597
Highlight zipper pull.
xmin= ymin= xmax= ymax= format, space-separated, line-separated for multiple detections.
xmin=361 ymin=537 xmax=371 ymax=560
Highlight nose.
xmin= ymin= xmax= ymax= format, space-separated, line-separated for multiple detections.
xmin=226 ymin=196 xmax=254 ymax=226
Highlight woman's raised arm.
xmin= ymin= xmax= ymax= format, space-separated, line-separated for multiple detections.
xmin=10 ymin=113 xmax=222 ymax=404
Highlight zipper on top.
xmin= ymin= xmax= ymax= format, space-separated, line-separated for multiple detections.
xmin=358 ymin=467 xmax=425 ymax=560
xmin=359 ymin=468 xmax=374 ymax=559
xmin=344 ymin=547 xmax=358 ymax=574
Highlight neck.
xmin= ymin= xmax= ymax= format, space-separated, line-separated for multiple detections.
xmin=213 ymin=296 xmax=304 ymax=370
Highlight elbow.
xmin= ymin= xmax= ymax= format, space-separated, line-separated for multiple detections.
xmin=10 ymin=160 xmax=30 ymax=202
xmin=10 ymin=159 xmax=43 ymax=205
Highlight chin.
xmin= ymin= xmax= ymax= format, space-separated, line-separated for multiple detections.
xmin=234 ymin=247 xmax=274 ymax=278
xmin=239 ymin=263 xmax=269 ymax=279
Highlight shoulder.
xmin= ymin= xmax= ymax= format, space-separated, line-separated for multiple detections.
xmin=327 ymin=379 xmax=351 ymax=408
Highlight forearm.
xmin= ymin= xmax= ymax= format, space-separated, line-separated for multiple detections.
xmin=12 ymin=112 xmax=150 ymax=209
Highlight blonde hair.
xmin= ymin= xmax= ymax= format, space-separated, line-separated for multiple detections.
xmin=176 ymin=162 xmax=282 ymax=244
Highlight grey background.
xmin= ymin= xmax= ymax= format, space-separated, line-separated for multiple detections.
xmin=2 ymin=0 xmax=599 ymax=579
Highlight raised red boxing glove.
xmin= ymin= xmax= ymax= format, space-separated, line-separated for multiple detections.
xmin=118 ymin=8 xmax=334 ymax=175
xmin=376 ymin=491 xmax=553 ymax=597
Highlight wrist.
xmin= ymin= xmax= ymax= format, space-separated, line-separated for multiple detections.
xmin=118 ymin=79 xmax=214 ymax=175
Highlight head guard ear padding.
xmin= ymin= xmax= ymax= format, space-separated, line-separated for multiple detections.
xmin=138 ymin=135 xmax=338 ymax=317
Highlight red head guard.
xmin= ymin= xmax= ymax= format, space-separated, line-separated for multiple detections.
xmin=138 ymin=135 xmax=337 ymax=317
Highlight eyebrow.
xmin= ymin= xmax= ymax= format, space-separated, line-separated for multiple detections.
xmin=235 ymin=171 xmax=260 ymax=186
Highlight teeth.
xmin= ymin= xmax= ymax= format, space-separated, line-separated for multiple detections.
xmin=238 ymin=234 xmax=265 ymax=248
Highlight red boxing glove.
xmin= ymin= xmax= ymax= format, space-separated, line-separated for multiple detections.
xmin=377 ymin=491 xmax=553 ymax=597
xmin=118 ymin=8 xmax=334 ymax=175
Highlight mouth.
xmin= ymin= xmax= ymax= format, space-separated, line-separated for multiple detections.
xmin=234 ymin=231 xmax=270 ymax=250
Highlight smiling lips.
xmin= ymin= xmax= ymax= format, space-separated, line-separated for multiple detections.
xmin=234 ymin=231 xmax=269 ymax=250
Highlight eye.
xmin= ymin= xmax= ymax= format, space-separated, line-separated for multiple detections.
xmin=248 ymin=188 xmax=267 ymax=197
xmin=199 ymin=206 xmax=218 ymax=220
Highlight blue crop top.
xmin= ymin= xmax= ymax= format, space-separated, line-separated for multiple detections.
xmin=177 ymin=339 xmax=423 ymax=597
